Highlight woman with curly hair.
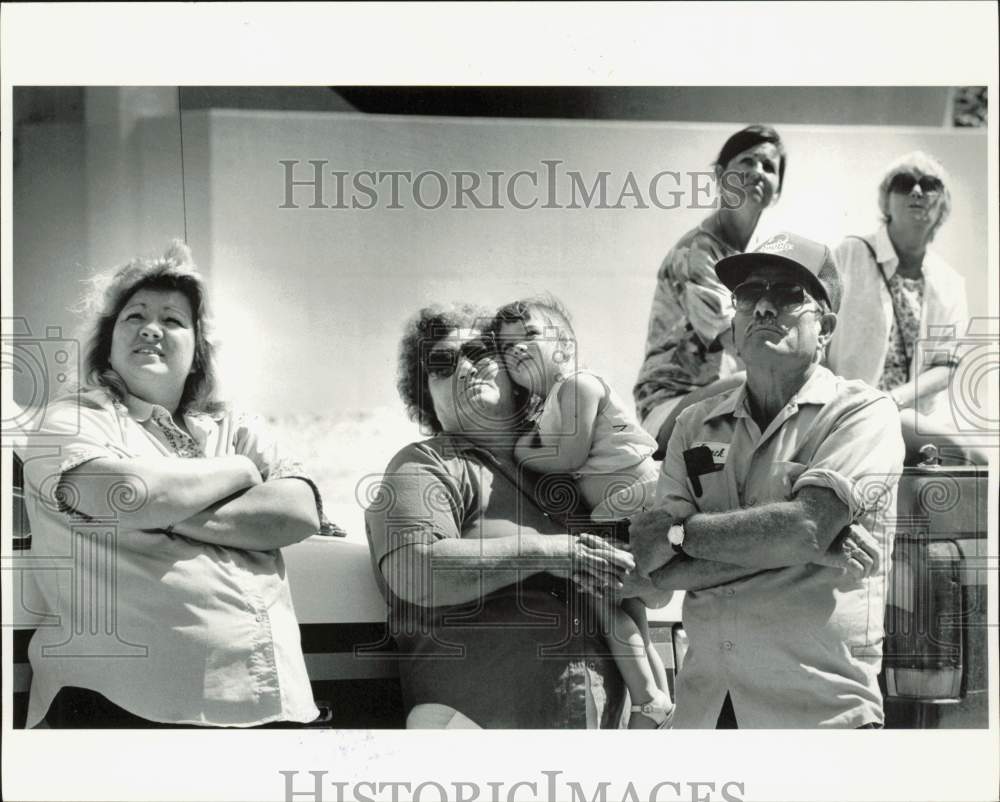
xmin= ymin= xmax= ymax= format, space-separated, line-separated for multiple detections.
xmin=366 ymin=304 xmax=669 ymax=728
xmin=21 ymin=241 xmax=326 ymax=727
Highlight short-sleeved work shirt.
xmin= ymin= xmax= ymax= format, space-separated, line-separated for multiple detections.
xmin=19 ymin=388 xmax=321 ymax=727
xmin=365 ymin=434 xmax=626 ymax=728
xmin=657 ymin=366 xmax=904 ymax=728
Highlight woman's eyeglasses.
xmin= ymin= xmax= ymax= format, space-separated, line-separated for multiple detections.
xmin=731 ymin=280 xmax=815 ymax=313
xmin=888 ymin=174 xmax=944 ymax=195
xmin=424 ymin=334 xmax=498 ymax=378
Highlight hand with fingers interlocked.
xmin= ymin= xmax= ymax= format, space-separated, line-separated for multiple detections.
xmin=815 ymin=522 xmax=881 ymax=579
xmin=544 ymin=532 xmax=635 ymax=598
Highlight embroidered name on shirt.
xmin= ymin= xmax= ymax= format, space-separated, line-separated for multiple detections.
xmin=693 ymin=441 xmax=730 ymax=464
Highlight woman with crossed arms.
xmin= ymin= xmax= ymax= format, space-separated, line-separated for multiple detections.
xmin=22 ymin=242 xmax=327 ymax=727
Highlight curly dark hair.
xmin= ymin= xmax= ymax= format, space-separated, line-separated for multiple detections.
xmin=397 ymin=303 xmax=534 ymax=434
xmin=396 ymin=304 xmax=488 ymax=433
xmin=80 ymin=240 xmax=224 ymax=416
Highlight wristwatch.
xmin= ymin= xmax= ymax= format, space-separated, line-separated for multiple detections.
xmin=667 ymin=521 xmax=687 ymax=557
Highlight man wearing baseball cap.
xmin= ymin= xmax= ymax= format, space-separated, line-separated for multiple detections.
xmin=626 ymin=231 xmax=905 ymax=728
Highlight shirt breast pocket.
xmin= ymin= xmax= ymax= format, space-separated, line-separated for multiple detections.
xmin=689 ymin=468 xmax=733 ymax=512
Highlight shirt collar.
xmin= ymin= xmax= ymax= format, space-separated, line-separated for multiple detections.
xmin=702 ymin=382 xmax=748 ymax=422
xmin=116 ymin=392 xmax=214 ymax=431
xmin=788 ymin=364 xmax=841 ymax=406
xmin=874 ymin=225 xmax=900 ymax=278
xmin=702 ymin=365 xmax=840 ymax=423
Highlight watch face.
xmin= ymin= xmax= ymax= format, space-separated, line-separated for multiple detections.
xmin=668 ymin=524 xmax=684 ymax=546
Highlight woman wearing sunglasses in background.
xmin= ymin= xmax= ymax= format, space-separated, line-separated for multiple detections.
xmin=828 ymin=151 xmax=981 ymax=464
xmin=365 ymin=304 xmax=666 ymax=728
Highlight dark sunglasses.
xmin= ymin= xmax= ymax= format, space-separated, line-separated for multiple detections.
xmin=423 ymin=333 xmax=498 ymax=378
xmin=888 ymin=174 xmax=944 ymax=195
xmin=732 ymin=280 xmax=815 ymax=313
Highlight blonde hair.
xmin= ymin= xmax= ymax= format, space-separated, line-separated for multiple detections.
xmin=878 ymin=151 xmax=952 ymax=241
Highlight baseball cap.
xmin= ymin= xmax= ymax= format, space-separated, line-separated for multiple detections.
xmin=715 ymin=231 xmax=842 ymax=313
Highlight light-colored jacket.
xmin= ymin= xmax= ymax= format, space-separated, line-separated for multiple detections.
xmin=828 ymin=225 xmax=969 ymax=419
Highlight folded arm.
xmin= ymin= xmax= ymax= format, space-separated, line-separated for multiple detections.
xmin=382 ymin=532 xmax=634 ymax=608
xmin=644 ymin=524 xmax=880 ymax=593
xmin=888 ymin=364 xmax=954 ymax=409
xmin=631 ymin=499 xmax=879 ymax=585
xmin=680 ymin=485 xmax=850 ymax=569
xmin=650 ymin=555 xmax=767 ymax=592
xmin=170 ymin=477 xmax=320 ymax=551
xmin=61 ymin=455 xmax=261 ymax=530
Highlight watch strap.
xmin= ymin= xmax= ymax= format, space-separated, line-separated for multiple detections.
xmin=612 ymin=517 xmax=632 ymax=543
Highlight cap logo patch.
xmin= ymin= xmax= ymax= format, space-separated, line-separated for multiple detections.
xmin=760 ymin=233 xmax=793 ymax=253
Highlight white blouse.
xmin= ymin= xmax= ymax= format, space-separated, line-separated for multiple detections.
xmin=20 ymin=388 xmax=321 ymax=727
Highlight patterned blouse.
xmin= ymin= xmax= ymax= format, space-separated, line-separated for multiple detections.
xmin=633 ymin=225 xmax=741 ymax=422
xmin=878 ymin=272 xmax=925 ymax=391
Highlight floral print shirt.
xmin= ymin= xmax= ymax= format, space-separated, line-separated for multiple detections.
xmin=878 ymin=272 xmax=925 ymax=391
xmin=634 ymin=225 xmax=741 ymax=422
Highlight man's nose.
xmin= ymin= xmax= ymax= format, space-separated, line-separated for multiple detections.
xmin=754 ymin=296 xmax=779 ymax=317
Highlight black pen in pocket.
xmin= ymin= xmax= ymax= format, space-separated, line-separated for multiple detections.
xmin=683 ymin=445 xmax=723 ymax=497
